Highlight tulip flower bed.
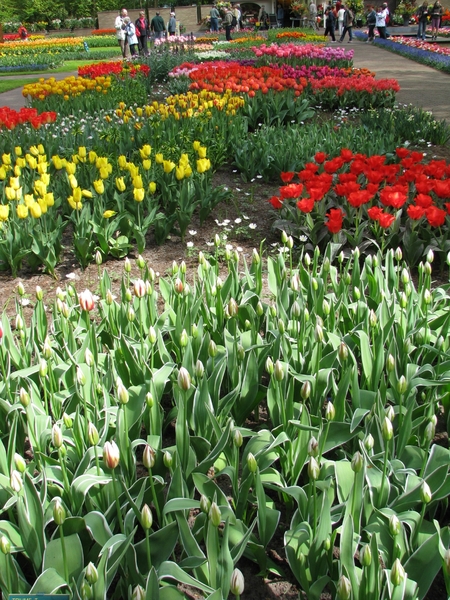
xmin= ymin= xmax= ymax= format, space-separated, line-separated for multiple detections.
xmin=0 ymin=107 xmax=57 ymax=130
xmin=1 ymin=242 xmax=450 ymax=599
xmin=269 ymin=147 xmax=450 ymax=265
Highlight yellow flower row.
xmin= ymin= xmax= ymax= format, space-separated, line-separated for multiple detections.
xmin=23 ymin=76 xmax=112 ymax=100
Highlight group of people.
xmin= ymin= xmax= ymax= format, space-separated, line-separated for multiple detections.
xmin=114 ymin=8 xmax=177 ymax=58
xmin=321 ymin=2 xmax=358 ymax=43
xmin=210 ymin=3 xmax=241 ymax=40
xmin=415 ymin=0 xmax=443 ymax=41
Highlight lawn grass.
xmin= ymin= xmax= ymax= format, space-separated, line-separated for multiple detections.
xmin=0 ymin=78 xmax=39 ymax=93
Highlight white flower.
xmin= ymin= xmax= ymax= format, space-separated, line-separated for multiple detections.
xmin=189 ymin=230 xmax=197 ymax=236
xmin=235 ymin=218 xmax=242 ymax=224
xmin=187 ymin=241 xmax=194 ymax=248
xmin=249 ymin=223 xmax=257 ymax=229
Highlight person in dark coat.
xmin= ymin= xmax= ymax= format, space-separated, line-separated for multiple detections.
xmin=135 ymin=11 xmax=149 ymax=55
xmin=324 ymin=7 xmax=336 ymax=41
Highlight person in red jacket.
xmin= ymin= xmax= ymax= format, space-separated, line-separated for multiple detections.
xmin=18 ymin=24 xmax=28 ymax=40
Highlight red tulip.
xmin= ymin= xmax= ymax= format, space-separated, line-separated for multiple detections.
xmin=79 ymin=289 xmax=95 ymax=312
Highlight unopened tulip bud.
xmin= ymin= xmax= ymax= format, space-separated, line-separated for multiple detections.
xmin=143 ymin=445 xmax=156 ymax=470
xmin=424 ymin=261 xmax=432 ymax=275
xmin=386 ymin=405 xmax=395 ymax=422
xmin=361 ymin=544 xmax=372 ymax=567
xmin=353 ymin=286 xmax=361 ymax=300
xmin=163 ymin=451 xmax=173 ymax=469
xmin=10 ymin=470 xmax=22 ymax=493
xmin=127 ymin=306 xmax=135 ymax=322
xmin=287 ymin=235 xmax=293 ymax=249
xmin=424 ymin=420 xmax=435 ymax=444
xmin=105 ymin=289 xmax=114 ymax=305
xmin=351 ymin=451 xmax=363 ymax=473
xmin=131 ymin=585 xmax=145 ymax=600
xmin=255 ymin=300 xmax=263 ymax=317
xmin=312 ymin=277 xmax=318 ymax=291
xmin=230 ymin=568 xmax=245 ymax=596
xmin=14 ymin=453 xmax=26 ymax=473
xmin=80 ymin=580 xmax=92 ymax=600
xmin=233 ymin=429 xmax=243 ymax=448
xmin=308 ymin=436 xmax=319 ymax=457
xmin=389 ymin=514 xmax=401 ymax=537
xmin=277 ymin=318 xmax=285 ymax=335
xmin=369 ymin=310 xmax=377 ymax=328
xmin=337 ymin=575 xmax=351 ymax=600
xmin=88 ymin=422 xmax=99 ymax=446
xmin=324 ymin=537 xmax=331 ymax=551
xmin=382 ymin=416 xmax=394 ymax=441
xmin=265 ymin=357 xmax=274 ymax=375
xmin=281 ymin=230 xmax=288 ymax=244
xmin=174 ymin=278 xmax=183 ymax=294
xmin=103 ymin=440 xmax=120 ymax=469
xmin=209 ymin=502 xmax=221 ymax=527
xmin=421 ymin=480 xmax=432 ymax=504
xmin=208 ymin=340 xmax=217 ymax=358
xmin=391 ymin=558 xmax=405 ymax=587
xmin=141 ymin=504 xmax=153 ymax=530
xmin=124 ymin=257 xmax=131 ymax=273
xmin=401 ymin=268 xmax=410 ymax=284
xmin=79 ymin=289 xmax=95 ymax=312
xmin=397 ymin=375 xmax=407 ymax=395
xmin=0 ymin=535 xmax=11 ymax=555
xmin=17 ymin=282 xmax=25 ymax=297
xmin=291 ymin=301 xmax=301 ymax=319
xmin=134 ymin=279 xmax=146 ymax=298
xmin=400 ymin=292 xmax=407 ymax=309
xmin=366 ymin=255 xmax=373 ymax=269
xmin=322 ymin=299 xmax=330 ymax=316
xmin=364 ymin=433 xmax=374 ymax=452
xmin=178 ymin=367 xmax=191 ymax=391
xmin=200 ymin=495 xmax=211 ymax=514
xmin=52 ymin=424 xmax=63 ymax=448
xmin=423 ymin=289 xmax=432 ymax=306
xmin=386 ymin=354 xmax=395 ymax=373
xmin=443 ymin=549 xmax=450 ymax=576
xmin=35 ymin=285 xmax=43 ymax=301
xmin=325 ymin=402 xmax=335 ymax=421
xmin=308 ymin=456 xmax=320 ymax=481
xmin=273 ymin=359 xmax=284 ymax=382
xmin=291 ymin=273 xmax=300 ymax=292
xmin=247 ymin=452 xmax=257 ymax=473
xmin=339 ymin=342 xmax=348 ymax=362
xmin=426 ymin=249 xmax=434 ymax=263
xmin=77 ymin=366 xmax=86 ymax=386
xmin=237 ymin=344 xmax=245 ymax=361
xmin=19 ymin=387 xmax=30 ymax=407
xmin=148 ymin=326 xmax=157 ymax=344
xmin=53 ymin=498 xmax=66 ymax=526
xmin=304 ymin=253 xmax=311 ymax=267
xmin=85 ymin=562 xmax=98 ymax=585
xmin=15 ymin=314 xmax=24 ymax=330
xmin=301 ymin=380 xmax=311 ymax=400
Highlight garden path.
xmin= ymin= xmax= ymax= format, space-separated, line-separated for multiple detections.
xmin=0 ymin=39 xmax=449 ymax=121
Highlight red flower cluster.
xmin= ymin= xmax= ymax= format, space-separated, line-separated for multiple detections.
xmin=0 ymin=106 xmax=57 ymax=130
xmin=269 ymin=147 xmax=450 ymax=235
xmin=78 ymin=61 xmax=150 ymax=79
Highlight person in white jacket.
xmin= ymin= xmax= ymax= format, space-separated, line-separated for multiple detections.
xmin=123 ymin=17 xmax=139 ymax=57
xmin=115 ymin=8 xmax=128 ymax=58
xmin=337 ymin=6 xmax=345 ymax=35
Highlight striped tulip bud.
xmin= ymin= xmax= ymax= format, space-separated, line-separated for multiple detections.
xmin=230 ymin=568 xmax=245 ymax=596
xmin=0 ymin=535 xmax=11 ymax=555
xmin=390 ymin=558 xmax=405 ymax=587
xmin=364 ymin=433 xmax=374 ymax=452
xmin=228 ymin=298 xmax=238 ymax=317
xmin=301 ymin=380 xmax=311 ymax=400
xmin=117 ymin=379 xmax=129 ymax=404
xmin=325 ymin=402 xmax=335 ymax=421
xmin=209 ymin=502 xmax=222 ymax=527
xmin=200 ymin=495 xmax=211 ymax=514
xmin=52 ymin=424 xmax=63 ymax=448
xmin=360 ymin=544 xmax=372 ymax=567
xmin=233 ymin=429 xmax=243 ymax=448
xmin=14 ymin=453 xmax=26 ymax=473
xmin=308 ymin=436 xmax=319 ymax=457
xmin=134 ymin=279 xmax=146 ymax=298
xmin=53 ymin=498 xmax=66 ymax=526
xmin=339 ymin=342 xmax=348 ymax=362
xmin=124 ymin=257 xmax=131 ymax=273
xmin=143 ymin=445 xmax=156 ymax=469
xmin=208 ymin=340 xmax=217 ymax=358
xmin=247 ymin=452 xmax=257 ymax=473
xmin=420 ymin=480 xmax=432 ymax=504
xmin=19 ymin=387 xmax=30 ymax=407
xmin=103 ymin=440 xmax=120 ymax=469
xmin=180 ymin=329 xmax=188 ymax=347
xmin=163 ymin=451 xmax=173 ymax=469
xmin=85 ymin=562 xmax=98 ymax=585
xmin=274 ymin=360 xmax=285 ymax=382
xmin=141 ymin=504 xmax=153 ymax=530
xmin=389 ymin=514 xmax=401 ymax=537
xmin=10 ymin=470 xmax=22 ymax=493
xmin=397 ymin=375 xmax=407 ymax=395
xmin=308 ymin=456 xmax=320 ymax=481
xmin=351 ymin=451 xmax=363 ymax=473
xmin=336 ymin=575 xmax=351 ymax=600
xmin=131 ymin=585 xmax=145 ymax=600
xmin=382 ymin=416 xmax=394 ymax=441
xmin=177 ymin=367 xmax=191 ymax=391
xmin=148 ymin=326 xmax=157 ymax=344
xmin=79 ymin=289 xmax=94 ymax=312
xmin=195 ymin=359 xmax=204 ymax=380
xmin=88 ymin=422 xmax=99 ymax=446
xmin=265 ymin=357 xmax=274 ymax=375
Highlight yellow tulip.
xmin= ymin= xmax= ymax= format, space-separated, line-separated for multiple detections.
xmin=78 ymin=146 xmax=87 ymax=158
xmin=198 ymin=146 xmax=207 ymax=159
xmin=37 ymin=154 xmax=47 ymax=164
xmin=40 ymin=173 xmax=50 ymax=185
xmin=118 ymin=155 xmax=127 ymax=169
xmin=34 ymin=180 xmax=47 ymax=197
xmin=93 ymin=180 xmax=104 ymax=194
xmin=82 ymin=189 xmax=93 ymax=198
xmin=5 ymin=187 xmax=15 ymax=201
xmin=52 ymin=155 xmax=63 ymax=170
xmin=128 ymin=163 xmax=139 ymax=178
xmin=14 ymin=146 xmax=22 ymax=157
xmin=10 ymin=177 xmax=20 ymax=191
xmin=96 ymin=157 xmax=109 ymax=169
xmin=16 ymin=204 xmax=28 ymax=219
xmin=133 ymin=188 xmax=145 ymax=202
xmin=73 ymin=187 xmax=82 ymax=203
xmin=67 ymin=196 xmax=82 ymax=211
xmin=175 ymin=166 xmax=185 ymax=181
xmin=37 ymin=162 xmax=48 ymax=174
xmin=29 ymin=202 xmax=42 ymax=219
xmin=148 ymin=181 xmax=156 ymax=194
xmin=103 ymin=210 xmax=116 ymax=219
xmin=44 ymin=192 xmax=54 ymax=207
xmin=24 ymin=194 xmax=34 ymax=208
xmin=68 ymin=174 xmax=78 ymax=189
xmin=136 ymin=107 xmax=143 ymax=117
xmin=0 ymin=204 xmax=10 ymax=221
xmin=192 ymin=141 xmax=201 ymax=151
xmin=155 ymin=153 xmax=164 ymax=164
xmin=14 ymin=166 xmax=21 ymax=177
xmin=38 ymin=144 xmax=45 ymax=155
xmin=26 ymin=155 xmax=37 ymax=169
xmin=38 ymin=197 xmax=48 ymax=214
xmin=133 ymin=175 xmax=143 ymax=189
xmin=89 ymin=151 xmax=97 ymax=164
xmin=184 ymin=165 xmax=193 ymax=178
xmin=163 ymin=160 xmax=175 ymax=174
xmin=2 ymin=154 xmax=11 ymax=165
xmin=196 ymin=158 xmax=210 ymax=174
xmin=0 ymin=166 xmax=6 ymax=180
xmin=15 ymin=188 xmax=22 ymax=200
xmin=116 ymin=177 xmax=126 ymax=192
xmin=72 ymin=155 xmax=79 ymax=165
xmin=142 ymin=159 xmax=151 ymax=171
xmin=139 ymin=145 xmax=151 ymax=159
xmin=179 ymin=154 xmax=189 ymax=167
xmin=65 ymin=162 xmax=76 ymax=175
xmin=29 ymin=145 xmax=39 ymax=157
xmin=99 ymin=167 xmax=110 ymax=180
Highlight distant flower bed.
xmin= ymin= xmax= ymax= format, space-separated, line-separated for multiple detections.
xmin=0 ymin=106 xmax=57 ymax=129
xmin=390 ymin=36 xmax=450 ymax=57
xmin=78 ymin=61 xmax=150 ymax=79
xmin=0 ymin=64 xmax=50 ymax=72
xmin=92 ymin=29 xmax=116 ymax=36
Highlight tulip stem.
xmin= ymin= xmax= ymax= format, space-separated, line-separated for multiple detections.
xmin=58 ymin=448 xmax=70 ymax=496
xmin=412 ymin=503 xmax=426 ymax=549
xmin=60 ymin=526 xmax=69 ymax=583
xmin=148 ymin=469 xmax=161 ymax=526
xmin=379 ymin=442 xmax=389 ymax=505
xmin=5 ymin=554 xmax=11 ymax=593
xmin=145 ymin=529 xmax=152 ymax=570
xmin=111 ymin=468 xmax=124 ymax=534
xmin=0 ymin=349 xmax=13 ymax=405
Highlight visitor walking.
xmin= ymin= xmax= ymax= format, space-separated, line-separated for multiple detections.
xmin=366 ymin=5 xmax=376 ymax=42
xmin=430 ymin=0 xmax=443 ymax=40
xmin=115 ymin=8 xmax=128 ymax=58
xmin=150 ymin=11 xmax=165 ymax=40
xmin=339 ymin=5 xmax=353 ymax=42
xmin=416 ymin=2 xmax=429 ymax=40
xmin=309 ymin=1 xmax=318 ymax=29
xmin=123 ymin=17 xmax=139 ymax=57
xmin=18 ymin=23 xmax=28 ymax=40
xmin=324 ymin=7 xmax=336 ymax=41
xmin=224 ymin=8 xmax=234 ymax=40
xmin=168 ymin=12 xmax=176 ymax=36
xmin=209 ymin=4 xmax=220 ymax=32
xmin=375 ymin=4 xmax=388 ymax=39
xmin=337 ymin=4 xmax=345 ymax=35
xmin=135 ymin=11 xmax=149 ymax=56
xmin=233 ymin=4 xmax=242 ymax=31
xmin=277 ymin=4 xmax=285 ymax=26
